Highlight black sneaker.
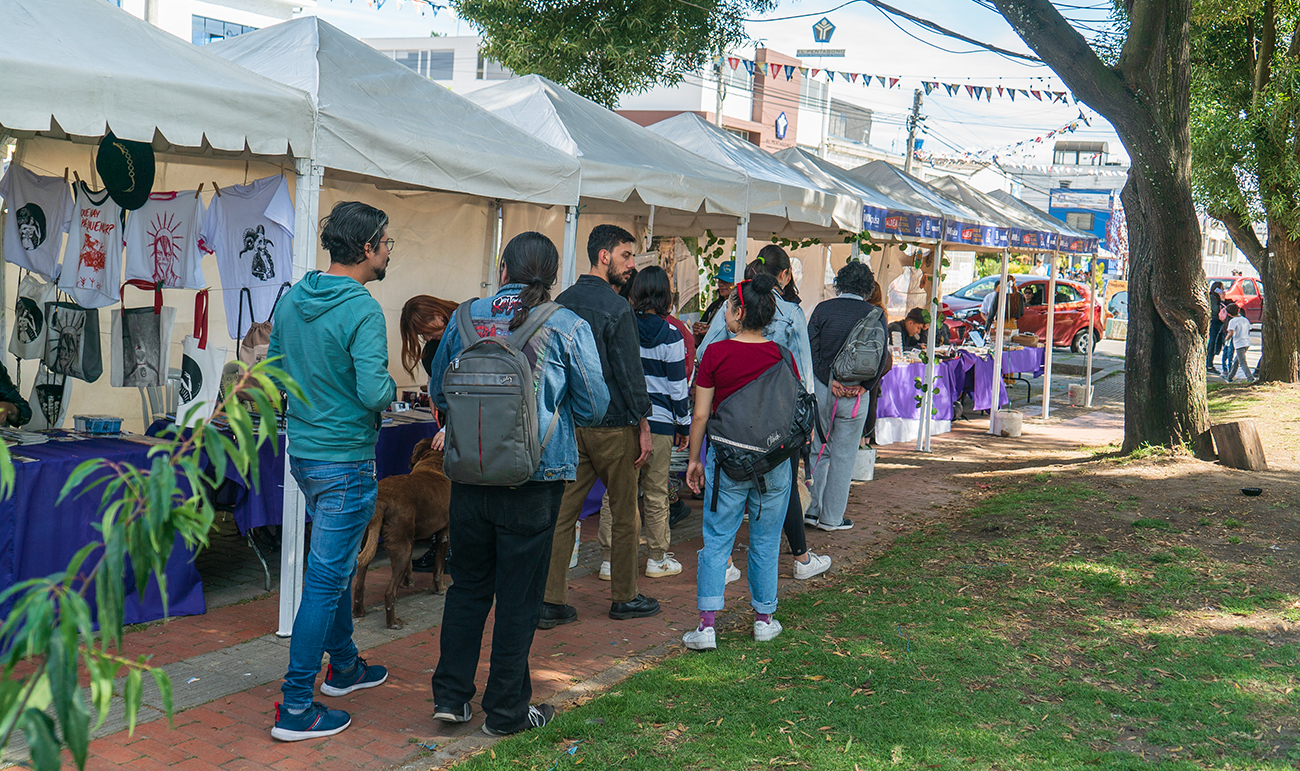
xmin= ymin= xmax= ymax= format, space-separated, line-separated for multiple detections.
xmin=609 ymin=594 xmax=660 ymax=620
xmin=271 ymin=702 xmax=351 ymax=742
xmin=803 ymin=514 xmax=819 ymax=527
xmin=537 ymin=602 xmax=577 ymax=630
xmin=411 ymin=548 xmax=437 ymax=573
xmin=668 ymin=499 xmax=691 ymax=528
xmin=815 ymin=518 xmax=854 ymax=532
xmin=432 ymin=702 xmax=472 ymax=723
xmin=482 ymin=704 xmax=556 ymax=736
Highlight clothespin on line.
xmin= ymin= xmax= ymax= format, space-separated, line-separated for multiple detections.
xmin=212 ymin=182 xmax=222 ymax=197
xmin=195 ymin=182 xmax=204 ymax=199
xmin=72 ymin=170 xmax=81 ymax=185
xmin=62 ymin=167 xmax=68 ymax=184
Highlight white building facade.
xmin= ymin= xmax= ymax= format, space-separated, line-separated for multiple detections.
xmin=108 ymin=0 xmax=309 ymax=44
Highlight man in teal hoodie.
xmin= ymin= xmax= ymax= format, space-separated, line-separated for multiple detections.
xmin=269 ymin=201 xmax=396 ymax=742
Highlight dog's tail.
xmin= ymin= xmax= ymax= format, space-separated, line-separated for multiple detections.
xmin=356 ymin=501 xmax=385 ymax=571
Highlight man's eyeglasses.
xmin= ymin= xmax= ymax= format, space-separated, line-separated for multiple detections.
xmin=377 ymin=238 xmax=396 ymax=254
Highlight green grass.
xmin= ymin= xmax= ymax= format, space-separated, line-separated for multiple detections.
xmin=463 ymin=483 xmax=1300 ymax=770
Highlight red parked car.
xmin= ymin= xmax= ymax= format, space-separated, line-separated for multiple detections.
xmin=1208 ymin=276 xmax=1264 ymax=324
xmin=945 ymin=274 xmax=1104 ymax=353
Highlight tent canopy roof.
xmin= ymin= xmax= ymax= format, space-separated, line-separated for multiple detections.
xmin=845 ymin=161 xmax=991 ymax=228
xmin=774 ymin=147 xmax=927 ymax=220
xmin=0 ymin=0 xmax=314 ymax=157
xmin=207 ymin=18 xmax=581 ymax=206
xmin=647 ymin=113 xmax=860 ymax=233
xmin=468 ymin=75 xmax=748 ymax=217
xmin=988 ymin=190 xmax=1099 ymax=244
xmin=929 ymin=176 xmax=1051 ymax=234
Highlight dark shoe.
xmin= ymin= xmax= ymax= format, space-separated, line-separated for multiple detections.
xmin=802 ymin=514 xmax=820 ymax=527
xmin=271 ymin=702 xmax=351 ymax=742
xmin=537 ymin=602 xmax=577 ymax=630
xmin=432 ymin=702 xmax=472 ymax=724
xmin=482 ymin=704 xmax=555 ymax=736
xmin=815 ymin=518 xmax=854 ymax=532
xmin=1208 ymin=366 xmax=1220 ymax=375
xmin=320 ymin=657 xmax=388 ymax=697
xmin=411 ymin=548 xmax=437 ymax=573
xmin=609 ymin=594 xmax=660 ymax=620
xmin=668 ymin=499 xmax=691 ymax=527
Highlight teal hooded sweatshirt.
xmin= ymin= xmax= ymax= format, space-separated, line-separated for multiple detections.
xmin=267 ymin=271 xmax=396 ymax=462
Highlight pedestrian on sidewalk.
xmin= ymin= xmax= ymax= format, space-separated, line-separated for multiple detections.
xmin=1224 ymin=303 xmax=1254 ymax=382
xmin=269 ymin=202 xmax=397 ymax=742
xmin=700 ymin=246 xmax=824 ymax=579
xmin=426 ymin=232 xmax=609 ymax=736
xmin=1207 ymin=282 xmax=1225 ymax=374
xmin=805 ymin=261 xmax=889 ymax=535
xmin=596 ymin=267 xmax=691 ymax=579
xmin=540 ymin=224 xmax=659 ymax=629
xmin=684 ymin=273 xmax=800 ymax=651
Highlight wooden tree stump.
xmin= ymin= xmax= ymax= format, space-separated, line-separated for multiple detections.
xmin=1211 ymin=420 xmax=1269 ymax=471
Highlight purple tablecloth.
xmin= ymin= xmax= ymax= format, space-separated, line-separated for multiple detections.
xmin=876 ymin=358 xmax=967 ymax=420
xmin=961 ymin=347 xmax=1046 ymax=411
xmin=0 ymin=437 xmax=206 ymax=625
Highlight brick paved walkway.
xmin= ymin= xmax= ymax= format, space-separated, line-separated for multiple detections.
xmin=3 ymin=409 xmax=1124 ymax=771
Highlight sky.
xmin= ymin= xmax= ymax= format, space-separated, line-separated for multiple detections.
xmin=305 ymin=0 xmax=1128 ymax=167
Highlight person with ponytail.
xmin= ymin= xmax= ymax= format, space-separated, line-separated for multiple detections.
xmin=426 ymin=231 xmax=608 ymax=736
xmin=683 ymin=272 xmax=796 ymax=650
xmin=696 ymin=245 xmax=829 ymax=582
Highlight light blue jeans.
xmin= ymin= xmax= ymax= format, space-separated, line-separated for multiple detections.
xmin=806 ymin=378 xmax=870 ymax=528
xmin=1221 ymin=340 xmax=1234 ymax=374
xmin=281 ymin=457 xmax=377 ymax=710
xmin=696 ymin=446 xmax=791 ymax=615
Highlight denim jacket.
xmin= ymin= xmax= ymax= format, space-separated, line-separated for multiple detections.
xmin=698 ymin=290 xmax=815 ymax=393
xmin=428 ymin=284 xmax=610 ymax=482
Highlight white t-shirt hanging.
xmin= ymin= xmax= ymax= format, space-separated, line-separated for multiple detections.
xmin=58 ymin=182 xmax=125 ymax=308
xmin=124 ymin=191 xmax=206 ymax=289
xmin=199 ymin=175 xmax=295 ymax=339
xmin=0 ymin=164 xmax=74 ymax=281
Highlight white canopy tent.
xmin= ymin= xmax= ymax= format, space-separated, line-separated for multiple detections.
xmin=207 ymin=17 xmax=587 ymax=636
xmin=467 ymin=75 xmax=749 ymax=285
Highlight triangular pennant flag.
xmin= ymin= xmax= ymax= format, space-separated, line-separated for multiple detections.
xmin=811 ymin=68 xmax=821 ymax=78
xmin=923 ymin=81 xmax=935 ymax=95
xmin=1008 ymin=88 xmax=1016 ymax=102
xmin=849 ymin=72 xmax=858 ymax=83
xmin=985 ymin=86 xmax=992 ymax=101
xmin=1057 ymin=91 xmax=1068 ymax=103
xmin=770 ymin=63 xmax=781 ymax=79
xmin=997 ymin=86 xmax=1004 ymax=97
xmin=1019 ymin=89 xmax=1030 ymax=97
xmin=784 ymin=64 xmax=796 ymax=81
xmin=727 ymin=57 xmax=740 ymax=71
xmin=799 ymin=67 xmax=809 ymax=77
xmin=965 ymin=85 xmax=976 ymax=98
xmin=743 ymin=60 xmax=755 ymax=76
xmin=827 ymin=70 xmax=836 ymax=81
xmin=945 ymin=83 xmax=959 ymax=96
xmin=877 ymin=76 xmax=886 ymax=87
xmin=1031 ymin=89 xmax=1042 ymax=100
xmin=890 ymin=77 xmax=900 ymax=88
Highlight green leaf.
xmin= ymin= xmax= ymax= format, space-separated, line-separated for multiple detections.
xmin=49 ymin=619 xmax=90 ymax=768
xmin=21 ymin=707 xmax=60 ymax=771
xmin=0 ymin=439 xmax=14 ymax=501
xmin=87 ymin=654 xmax=113 ymax=731
xmin=58 ymin=459 xmax=107 ymax=504
xmin=123 ymin=668 xmax=143 ymax=735
xmin=150 ymin=669 xmax=174 ymax=726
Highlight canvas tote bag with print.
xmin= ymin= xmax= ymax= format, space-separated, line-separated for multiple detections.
xmin=176 ymin=290 xmax=227 ymax=428
xmin=236 ymin=282 xmax=290 ymax=366
xmin=27 ymin=363 xmax=73 ymax=430
xmin=9 ymin=271 xmax=59 ymax=361
xmin=111 ymin=280 xmax=176 ymax=388
xmin=43 ymin=301 xmax=102 ymax=383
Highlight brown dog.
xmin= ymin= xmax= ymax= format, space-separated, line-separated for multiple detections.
xmin=353 ymin=437 xmax=451 ymax=629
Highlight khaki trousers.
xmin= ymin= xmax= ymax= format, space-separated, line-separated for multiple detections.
xmin=599 ymin=433 xmax=673 ymax=562
xmin=545 ymin=426 xmax=641 ymax=605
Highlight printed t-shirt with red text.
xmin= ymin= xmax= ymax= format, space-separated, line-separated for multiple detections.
xmin=696 ymin=339 xmax=796 ymax=412
xmin=58 ymin=182 xmax=124 ymax=308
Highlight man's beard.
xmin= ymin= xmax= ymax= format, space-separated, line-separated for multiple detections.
xmin=607 ymin=262 xmax=627 ymax=288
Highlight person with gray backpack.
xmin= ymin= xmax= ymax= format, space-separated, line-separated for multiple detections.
xmin=804 ymin=261 xmax=889 ymax=532
xmin=426 ymin=232 xmax=608 ymax=736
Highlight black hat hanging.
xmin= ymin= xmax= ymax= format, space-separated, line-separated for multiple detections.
xmin=96 ymin=131 xmax=155 ymax=211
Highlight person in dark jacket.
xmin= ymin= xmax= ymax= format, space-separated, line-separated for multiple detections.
xmin=0 ymin=364 xmax=31 ymax=427
xmin=1207 ymin=282 xmax=1225 ymax=374
xmin=888 ymin=307 xmax=950 ymax=351
xmin=540 ymin=224 xmax=659 ymax=629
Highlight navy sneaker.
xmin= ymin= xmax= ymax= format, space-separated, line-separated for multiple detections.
xmin=433 ymin=702 xmax=472 ymax=723
xmin=320 ymin=657 xmax=388 ymax=697
xmin=271 ymin=701 xmax=351 ymax=742
xmin=482 ymin=704 xmax=556 ymax=736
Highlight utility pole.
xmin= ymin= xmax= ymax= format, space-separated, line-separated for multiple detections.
xmin=904 ymin=88 xmax=923 ymax=175
xmin=714 ymin=47 xmax=726 ymax=127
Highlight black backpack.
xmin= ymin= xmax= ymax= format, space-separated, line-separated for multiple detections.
xmin=705 ymin=344 xmax=816 ymax=518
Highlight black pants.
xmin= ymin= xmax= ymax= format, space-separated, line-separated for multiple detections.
xmin=782 ymin=454 xmax=808 ymax=558
xmin=1207 ymin=318 xmax=1224 ymax=367
xmin=431 ymin=480 xmax=564 ymax=733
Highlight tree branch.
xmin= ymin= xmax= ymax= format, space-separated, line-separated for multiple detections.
xmin=1254 ymin=0 xmax=1276 ymax=97
xmin=1213 ymin=206 xmax=1268 ymax=271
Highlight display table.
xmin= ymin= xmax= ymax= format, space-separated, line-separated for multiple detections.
xmin=959 ymin=347 xmax=1046 ymax=411
xmin=0 ymin=436 xmax=206 ymax=625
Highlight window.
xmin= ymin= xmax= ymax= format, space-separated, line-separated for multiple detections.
xmin=725 ymin=128 xmax=753 ymax=143
xmin=192 ymin=15 xmax=258 ymax=45
xmin=1243 ymin=279 xmax=1257 ymax=296
xmin=389 ymin=50 xmax=455 ymax=80
xmin=1055 ymin=284 xmax=1083 ymax=304
xmin=799 ymin=77 xmax=828 ymax=112
xmin=1066 ymin=212 xmax=1094 ymax=231
xmin=477 ymin=53 xmax=514 ymax=80
xmin=961 ymin=277 xmax=998 ymax=300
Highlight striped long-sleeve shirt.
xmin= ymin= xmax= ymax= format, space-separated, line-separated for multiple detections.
xmin=636 ymin=312 xmax=691 ymax=437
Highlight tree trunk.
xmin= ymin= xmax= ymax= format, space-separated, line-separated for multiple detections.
xmin=993 ymin=0 xmax=1213 ymax=456
xmin=1259 ymin=227 xmax=1300 ymax=381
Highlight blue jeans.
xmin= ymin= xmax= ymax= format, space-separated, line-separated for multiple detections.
xmin=282 ymin=457 xmax=377 ymax=710
xmin=1222 ymin=340 xmax=1235 ymax=374
xmin=697 ymin=447 xmax=791 ymax=615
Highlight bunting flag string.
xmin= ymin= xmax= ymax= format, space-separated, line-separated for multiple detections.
xmin=721 ymin=55 xmax=1075 ymax=104
xmin=913 ymin=110 xmax=1095 ymax=165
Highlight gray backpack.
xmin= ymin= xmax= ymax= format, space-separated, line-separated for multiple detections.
xmin=442 ymin=300 xmax=560 ymax=486
xmin=832 ymin=304 xmax=888 ymax=384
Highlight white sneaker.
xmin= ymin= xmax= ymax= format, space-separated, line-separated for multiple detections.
xmin=793 ymin=551 xmax=832 ymax=580
xmin=753 ymin=617 xmax=783 ymax=642
xmin=569 ymin=521 xmax=581 ymax=569
xmin=725 ymin=563 xmax=741 ymax=584
xmin=683 ymin=625 xmax=717 ymax=650
xmin=598 ymin=561 xmax=611 ymax=581
xmin=645 ymin=553 xmax=682 ymax=578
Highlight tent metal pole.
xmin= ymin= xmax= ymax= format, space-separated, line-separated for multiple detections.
xmin=561 ymin=205 xmax=579 ymax=289
xmin=277 ymin=158 xmax=323 ymax=638
xmin=647 ymin=204 xmax=656 ymax=247
xmin=916 ymin=227 xmax=946 ymax=453
xmin=734 ymin=216 xmax=749 ymax=274
xmin=987 ymin=248 xmax=1010 ymax=435
xmin=492 ymin=201 xmax=504 ymax=293
xmin=1041 ymin=249 xmax=1058 ymax=420
xmin=0 ymin=131 xmax=11 ymax=376
xmin=1085 ymin=254 xmax=1097 ymax=408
